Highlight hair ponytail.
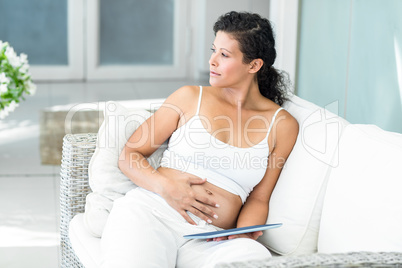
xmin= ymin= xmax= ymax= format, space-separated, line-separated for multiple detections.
xmin=258 ymin=66 xmax=289 ymax=106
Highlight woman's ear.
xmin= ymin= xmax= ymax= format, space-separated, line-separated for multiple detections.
xmin=249 ymin=59 xmax=264 ymax=73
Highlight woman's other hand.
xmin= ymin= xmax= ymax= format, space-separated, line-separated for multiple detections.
xmin=206 ymin=231 xmax=263 ymax=242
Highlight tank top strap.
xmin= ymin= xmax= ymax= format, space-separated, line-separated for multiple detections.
xmin=195 ymin=86 xmax=203 ymax=115
xmin=265 ymin=107 xmax=284 ymax=139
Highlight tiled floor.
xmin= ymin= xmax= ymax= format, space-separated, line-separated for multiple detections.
xmin=0 ymin=79 xmax=202 ymax=267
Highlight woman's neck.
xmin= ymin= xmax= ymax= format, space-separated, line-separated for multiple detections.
xmin=221 ymin=82 xmax=261 ymax=109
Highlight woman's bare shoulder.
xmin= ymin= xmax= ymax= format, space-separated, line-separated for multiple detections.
xmin=162 ymin=85 xmax=201 ymax=112
xmin=172 ymin=85 xmax=200 ymax=98
xmin=275 ymin=108 xmax=299 ymax=143
xmin=276 ymin=108 xmax=298 ymax=128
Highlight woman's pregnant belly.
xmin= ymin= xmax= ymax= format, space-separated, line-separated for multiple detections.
xmin=157 ymin=167 xmax=243 ymax=229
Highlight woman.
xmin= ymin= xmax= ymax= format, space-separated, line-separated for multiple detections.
xmin=101 ymin=11 xmax=298 ymax=267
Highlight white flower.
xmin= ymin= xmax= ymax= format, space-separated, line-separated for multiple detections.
xmin=20 ymin=53 xmax=28 ymax=64
xmin=20 ymin=63 xmax=30 ymax=74
xmin=26 ymin=80 xmax=37 ymax=95
xmin=0 ymin=83 xmax=8 ymax=94
xmin=7 ymin=100 xmax=19 ymax=112
xmin=5 ymin=46 xmax=22 ymax=68
xmin=0 ymin=73 xmax=10 ymax=84
xmin=0 ymin=101 xmax=19 ymax=119
xmin=0 ymin=41 xmax=35 ymax=119
xmin=5 ymin=45 xmax=16 ymax=57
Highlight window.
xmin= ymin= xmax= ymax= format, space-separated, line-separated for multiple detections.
xmin=86 ymin=0 xmax=188 ymax=80
xmin=0 ymin=0 xmax=84 ymax=80
xmin=0 ymin=0 xmax=188 ymax=81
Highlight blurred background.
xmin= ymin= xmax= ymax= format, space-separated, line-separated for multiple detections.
xmin=0 ymin=0 xmax=401 ymax=267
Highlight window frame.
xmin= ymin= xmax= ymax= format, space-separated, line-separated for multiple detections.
xmin=268 ymin=0 xmax=299 ymax=90
xmin=30 ymin=0 xmax=84 ymax=81
xmin=85 ymin=0 xmax=188 ymax=81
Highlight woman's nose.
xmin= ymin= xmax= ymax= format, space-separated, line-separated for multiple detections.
xmin=209 ymin=53 xmax=217 ymax=67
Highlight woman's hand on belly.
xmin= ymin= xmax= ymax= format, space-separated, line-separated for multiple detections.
xmin=190 ymin=184 xmax=242 ymax=229
xmin=158 ymin=167 xmax=220 ymax=225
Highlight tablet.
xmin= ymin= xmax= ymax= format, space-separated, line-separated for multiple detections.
xmin=183 ymin=223 xmax=282 ymax=239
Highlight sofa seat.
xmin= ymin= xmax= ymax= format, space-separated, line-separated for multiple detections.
xmin=69 ymin=214 xmax=101 ymax=268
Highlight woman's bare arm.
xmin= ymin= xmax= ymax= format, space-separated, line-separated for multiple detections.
xmin=237 ymin=111 xmax=298 ymax=231
xmin=118 ymin=86 xmax=219 ymax=224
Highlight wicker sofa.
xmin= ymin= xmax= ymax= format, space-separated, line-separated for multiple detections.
xmin=60 ymin=95 xmax=402 ymax=267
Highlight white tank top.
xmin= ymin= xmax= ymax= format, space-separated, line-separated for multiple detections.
xmin=160 ymin=86 xmax=284 ymax=203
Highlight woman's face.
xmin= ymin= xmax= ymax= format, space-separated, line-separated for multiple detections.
xmin=209 ymin=31 xmax=251 ymax=88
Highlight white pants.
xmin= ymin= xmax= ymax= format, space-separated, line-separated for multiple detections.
xmin=101 ymin=187 xmax=271 ymax=268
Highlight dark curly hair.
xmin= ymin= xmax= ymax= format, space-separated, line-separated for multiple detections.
xmin=213 ymin=11 xmax=289 ymax=106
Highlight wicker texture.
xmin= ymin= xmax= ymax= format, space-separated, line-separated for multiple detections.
xmin=216 ymin=252 xmax=402 ymax=267
xmin=60 ymin=133 xmax=402 ymax=268
xmin=60 ymin=133 xmax=97 ymax=268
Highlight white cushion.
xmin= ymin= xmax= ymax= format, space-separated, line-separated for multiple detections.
xmin=84 ymin=101 xmax=166 ymax=237
xmin=318 ymin=124 xmax=402 ymax=253
xmin=69 ymin=214 xmax=102 ymax=268
xmin=260 ymin=94 xmax=349 ymax=255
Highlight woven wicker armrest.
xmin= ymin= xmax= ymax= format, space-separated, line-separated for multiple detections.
xmin=60 ymin=133 xmax=97 ymax=268
xmin=217 ymin=251 xmax=402 ymax=267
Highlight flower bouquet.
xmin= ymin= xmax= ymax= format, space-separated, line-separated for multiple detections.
xmin=0 ymin=40 xmax=36 ymax=119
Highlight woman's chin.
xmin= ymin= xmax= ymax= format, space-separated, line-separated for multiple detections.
xmin=209 ymin=78 xmax=223 ymax=88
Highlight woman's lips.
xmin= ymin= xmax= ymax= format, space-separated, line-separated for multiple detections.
xmin=210 ymin=71 xmax=221 ymax=76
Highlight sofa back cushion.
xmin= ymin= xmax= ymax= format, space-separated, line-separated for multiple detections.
xmin=259 ymin=95 xmax=349 ymax=255
xmin=318 ymin=124 xmax=402 ymax=253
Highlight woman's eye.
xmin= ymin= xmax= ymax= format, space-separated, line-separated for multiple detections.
xmin=210 ymin=48 xmax=228 ymax=58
